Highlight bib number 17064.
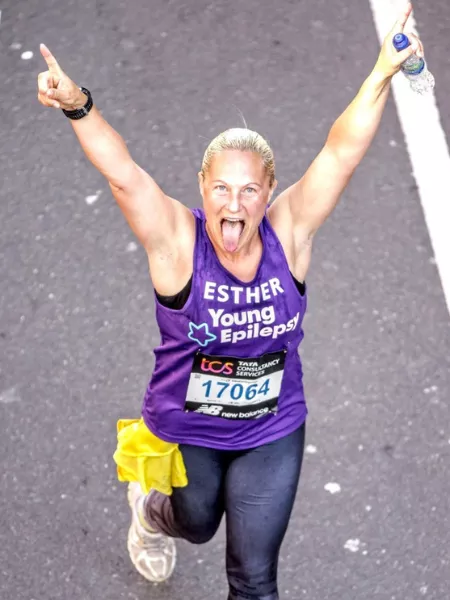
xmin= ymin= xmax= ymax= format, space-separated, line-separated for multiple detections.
xmin=202 ymin=378 xmax=270 ymax=403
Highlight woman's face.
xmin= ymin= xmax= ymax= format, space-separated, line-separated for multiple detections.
xmin=199 ymin=150 xmax=276 ymax=256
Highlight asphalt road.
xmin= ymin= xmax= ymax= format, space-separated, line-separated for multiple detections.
xmin=1 ymin=1 xmax=449 ymax=599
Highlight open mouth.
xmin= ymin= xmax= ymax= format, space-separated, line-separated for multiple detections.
xmin=221 ymin=218 xmax=245 ymax=252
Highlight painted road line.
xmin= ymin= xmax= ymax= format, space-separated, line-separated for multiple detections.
xmin=369 ymin=0 xmax=450 ymax=317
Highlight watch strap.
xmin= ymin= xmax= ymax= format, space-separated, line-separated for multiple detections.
xmin=62 ymin=87 xmax=93 ymax=120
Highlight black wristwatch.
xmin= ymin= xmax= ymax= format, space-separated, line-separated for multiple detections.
xmin=62 ymin=87 xmax=93 ymax=120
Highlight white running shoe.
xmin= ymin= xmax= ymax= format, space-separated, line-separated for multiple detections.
xmin=127 ymin=482 xmax=177 ymax=582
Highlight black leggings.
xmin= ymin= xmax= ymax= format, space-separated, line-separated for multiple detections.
xmin=144 ymin=423 xmax=306 ymax=600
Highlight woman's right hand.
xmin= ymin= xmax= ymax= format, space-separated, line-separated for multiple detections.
xmin=37 ymin=44 xmax=87 ymax=110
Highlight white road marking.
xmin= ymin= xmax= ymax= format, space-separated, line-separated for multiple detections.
xmin=324 ymin=482 xmax=341 ymax=494
xmin=305 ymin=444 xmax=317 ymax=454
xmin=423 ymin=385 xmax=438 ymax=394
xmin=126 ymin=241 xmax=138 ymax=252
xmin=368 ymin=0 xmax=450 ymax=316
xmin=85 ymin=190 xmax=102 ymax=205
xmin=344 ymin=538 xmax=361 ymax=552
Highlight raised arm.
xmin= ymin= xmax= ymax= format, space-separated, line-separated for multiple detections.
xmin=36 ymin=44 xmax=193 ymax=254
xmin=269 ymin=3 xmax=422 ymax=250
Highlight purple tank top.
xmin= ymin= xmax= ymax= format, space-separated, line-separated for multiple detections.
xmin=141 ymin=209 xmax=308 ymax=450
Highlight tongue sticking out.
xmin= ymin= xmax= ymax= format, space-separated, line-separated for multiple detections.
xmin=221 ymin=220 xmax=244 ymax=252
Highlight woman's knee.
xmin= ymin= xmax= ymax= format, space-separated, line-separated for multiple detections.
xmin=179 ymin=517 xmax=221 ymax=544
xmin=172 ymin=496 xmax=223 ymax=544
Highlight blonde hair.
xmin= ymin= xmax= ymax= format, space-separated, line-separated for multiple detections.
xmin=201 ymin=128 xmax=275 ymax=187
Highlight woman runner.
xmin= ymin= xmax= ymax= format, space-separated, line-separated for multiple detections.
xmin=37 ymin=5 xmax=423 ymax=598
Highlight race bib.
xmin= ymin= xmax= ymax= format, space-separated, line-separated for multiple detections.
xmin=184 ymin=350 xmax=286 ymax=420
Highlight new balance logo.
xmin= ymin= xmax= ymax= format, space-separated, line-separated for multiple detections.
xmin=195 ymin=405 xmax=223 ymax=416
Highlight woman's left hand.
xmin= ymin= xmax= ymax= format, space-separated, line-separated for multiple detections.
xmin=374 ymin=2 xmax=425 ymax=79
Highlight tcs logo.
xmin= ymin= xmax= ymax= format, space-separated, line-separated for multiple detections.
xmin=200 ymin=358 xmax=234 ymax=375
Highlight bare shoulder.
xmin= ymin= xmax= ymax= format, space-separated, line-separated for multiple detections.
xmin=146 ymin=198 xmax=196 ymax=296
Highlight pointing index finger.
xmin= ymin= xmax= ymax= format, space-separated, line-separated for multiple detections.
xmin=395 ymin=2 xmax=413 ymax=33
xmin=40 ymin=43 xmax=62 ymax=74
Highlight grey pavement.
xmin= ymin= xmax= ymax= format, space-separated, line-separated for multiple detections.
xmin=1 ymin=0 xmax=449 ymax=599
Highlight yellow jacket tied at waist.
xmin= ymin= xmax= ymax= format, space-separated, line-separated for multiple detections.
xmin=113 ymin=418 xmax=188 ymax=496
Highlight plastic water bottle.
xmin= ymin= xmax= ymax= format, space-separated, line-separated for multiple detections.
xmin=393 ymin=33 xmax=435 ymax=94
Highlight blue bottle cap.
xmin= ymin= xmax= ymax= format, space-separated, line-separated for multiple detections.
xmin=393 ymin=33 xmax=410 ymax=51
